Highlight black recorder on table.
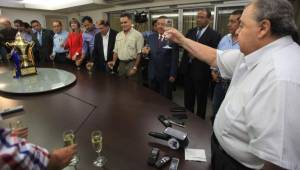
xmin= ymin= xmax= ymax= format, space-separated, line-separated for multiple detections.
xmin=149 ymin=127 xmax=189 ymax=150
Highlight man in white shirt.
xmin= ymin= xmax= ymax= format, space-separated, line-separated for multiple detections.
xmin=89 ymin=20 xmax=118 ymax=72
xmin=165 ymin=0 xmax=300 ymax=169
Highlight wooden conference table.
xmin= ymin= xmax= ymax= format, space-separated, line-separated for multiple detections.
xmin=0 ymin=63 xmax=212 ymax=170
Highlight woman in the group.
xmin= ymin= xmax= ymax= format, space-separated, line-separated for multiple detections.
xmin=64 ymin=18 xmax=83 ymax=67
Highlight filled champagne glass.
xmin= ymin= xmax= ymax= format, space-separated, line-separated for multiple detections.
xmin=86 ymin=62 xmax=94 ymax=75
xmin=50 ymin=54 xmax=55 ymax=66
xmin=63 ymin=130 xmax=79 ymax=166
xmin=9 ymin=120 xmax=23 ymax=130
xmin=163 ymin=19 xmax=173 ymax=49
xmin=75 ymin=53 xmax=81 ymax=71
xmin=91 ymin=130 xmax=106 ymax=167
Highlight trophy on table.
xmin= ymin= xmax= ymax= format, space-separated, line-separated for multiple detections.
xmin=6 ymin=32 xmax=37 ymax=77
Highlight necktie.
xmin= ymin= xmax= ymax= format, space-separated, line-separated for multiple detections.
xmin=37 ymin=31 xmax=42 ymax=46
xmin=158 ymin=34 xmax=163 ymax=48
xmin=196 ymin=28 xmax=202 ymax=40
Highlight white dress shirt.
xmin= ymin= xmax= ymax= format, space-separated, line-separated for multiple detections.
xmin=102 ymin=30 xmax=110 ymax=61
xmin=214 ymin=36 xmax=300 ymax=170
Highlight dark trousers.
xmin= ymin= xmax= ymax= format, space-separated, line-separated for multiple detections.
xmin=211 ymin=134 xmax=254 ymax=170
xmin=149 ymin=78 xmax=173 ymax=100
xmin=54 ymin=52 xmax=69 ymax=64
xmin=211 ymin=81 xmax=230 ymax=124
xmin=184 ymin=74 xmax=209 ymax=119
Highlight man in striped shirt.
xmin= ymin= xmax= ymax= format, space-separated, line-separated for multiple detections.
xmin=0 ymin=128 xmax=76 ymax=170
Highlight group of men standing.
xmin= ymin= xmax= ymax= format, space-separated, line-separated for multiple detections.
xmin=1 ymin=9 xmax=243 ymax=121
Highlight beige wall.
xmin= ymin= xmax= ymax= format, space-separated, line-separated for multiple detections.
xmin=0 ymin=8 xmax=66 ymax=27
xmin=66 ymin=10 xmax=106 ymax=26
xmin=66 ymin=0 xmax=237 ymax=23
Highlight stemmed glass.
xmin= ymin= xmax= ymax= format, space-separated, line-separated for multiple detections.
xmin=63 ymin=130 xmax=79 ymax=166
xmin=91 ymin=130 xmax=106 ymax=167
xmin=50 ymin=54 xmax=55 ymax=67
xmin=86 ymin=62 xmax=94 ymax=75
xmin=75 ymin=54 xmax=81 ymax=71
xmin=9 ymin=120 xmax=24 ymax=130
xmin=143 ymin=43 xmax=151 ymax=60
xmin=163 ymin=19 xmax=173 ymax=49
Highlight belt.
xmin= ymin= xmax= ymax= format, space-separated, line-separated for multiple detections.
xmin=212 ymin=133 xmax=225 ymax=152
xmin=212 ymin=133 xmax=256 ymax=170
xmin=55 ymin=52 xmax=68 ymax=55
xmin=216 ymin=78 xmax=230 ymax=84
xmin=119 ymin=59 xmax=134 ymax=63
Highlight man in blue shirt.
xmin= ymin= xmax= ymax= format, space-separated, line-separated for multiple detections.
xmin=81 ymin=16 xmax=100 ymax=67
xmin=211 ymin=10 xmax=243 ymax=124
xmin=51 ymin=20 xmax=69 ymax=64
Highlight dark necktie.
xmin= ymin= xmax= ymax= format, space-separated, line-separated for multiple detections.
xmin=196 ymin=28 xmax=202 ymax=40
xmin=158 ymin=34 xmax=163 ymax=48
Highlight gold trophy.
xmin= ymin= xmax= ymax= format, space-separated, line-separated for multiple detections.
xmin=6 ymin=32 xmax=37 ymax=76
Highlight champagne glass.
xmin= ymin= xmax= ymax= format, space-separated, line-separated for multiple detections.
xmin=91 ymin=130 xmax=106 ymax=167
xmin=75 ymin=54 xmax=81 ymax=71
xmin=9 ymin=120 xmax=24 ymax=130
xmin=143 ymin=43 xmax=151 ymax=60
xmin=106 ymin=64 xmax=115 ymax=75
xmin=86 ymin=62 xmax=94 ymax=75
xmin=50 ymin=54 xmax=55 ymax=67
xmin=163 ymin=19 xmax=173 ymax=49
xmin=9 ymin=120 xmax=28 ymax=139
xmin=63 ymin=130 xmax=79 ymax=166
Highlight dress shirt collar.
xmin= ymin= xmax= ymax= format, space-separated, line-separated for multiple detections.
xmin=123 ymin=27 xmax=133 ymax=35
xmin=102 ymin=29 xmax=110 ymax=38
xmin=228 ymin=34 xmax=239 ymax=46
xmin=244 ymin=36 xmax=294 ymax=70
xmin=199 ymin=24 xmax=209 ymax=32
xmin=85 ymin=25 xmax=96 ymax=34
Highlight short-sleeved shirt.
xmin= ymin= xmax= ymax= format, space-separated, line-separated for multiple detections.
xmin=52 ymin=30 xmax=69 ymax=55
xmin=113 ymin=28 xmax=144 ymax=61
xmin=214 ymin=36 xmax=300 ymax=169
xmin=213 ymin=34 xmax=240 ymax=81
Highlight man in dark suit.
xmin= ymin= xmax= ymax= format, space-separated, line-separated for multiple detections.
xmin=180 ymin=8 xmax=221 ymax=119
xmin=88 ymin=20 xmax=118 ymax=73
xmin=144 ymin=16 xmax=179 ymax=99
xmin=0 ymin=18 xmax=17 ymax=61
xmin=31 ymin=20 xmax=54 ymax=65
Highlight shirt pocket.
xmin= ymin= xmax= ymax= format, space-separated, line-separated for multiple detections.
xmin=127 ymin=38 xmax=136 ymax=50
xmin=115 ymin=37 xmax=123 ymax=50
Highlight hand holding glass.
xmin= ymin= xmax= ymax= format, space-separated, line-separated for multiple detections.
xmin=63 ymin=130 xmax=79 ymax=166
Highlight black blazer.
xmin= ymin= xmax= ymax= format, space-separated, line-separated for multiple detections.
xmin=32 ymin=29 xmax=54 ymax=60
xmin=92 ymin=29 xmax=117 ymax=66
xmin=180 ymin=27 xmax=221 ymax=80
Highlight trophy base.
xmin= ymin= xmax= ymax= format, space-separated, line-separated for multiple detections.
xmin=13 ymin=67 xmax=37 ymax=77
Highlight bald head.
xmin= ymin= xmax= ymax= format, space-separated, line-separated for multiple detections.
xmin=0 ymin=17 xmax=12 ymax=29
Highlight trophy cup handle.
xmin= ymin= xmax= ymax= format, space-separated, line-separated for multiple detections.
xmin=28 ymin=44 xmax=35 ymax=65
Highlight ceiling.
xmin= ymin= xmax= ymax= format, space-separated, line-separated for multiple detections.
xmin=0 ymin=0 xmax=154 ymax=12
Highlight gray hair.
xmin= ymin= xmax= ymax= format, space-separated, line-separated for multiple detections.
xmin=251 ymin=0 xmax=298 ymax=38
